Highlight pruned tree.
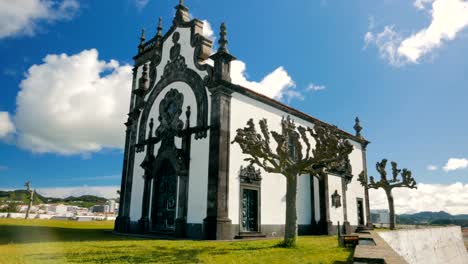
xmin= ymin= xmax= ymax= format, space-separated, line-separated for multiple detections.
xmin=358 ymin=159 xmax=417 ymax=230
xmin=232 ymin=116 xmax=353 ymax=247
xmin=24 ymin=181 xmax=34 ymax=219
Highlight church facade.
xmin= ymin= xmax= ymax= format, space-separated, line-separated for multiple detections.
xmin=115 ymin=1 xmax=372 ymax=240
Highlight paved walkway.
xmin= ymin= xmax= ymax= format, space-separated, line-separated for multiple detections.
xmin=353 ymin=231 xmax=407 ymax=264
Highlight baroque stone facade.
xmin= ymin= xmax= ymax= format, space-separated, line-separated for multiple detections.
xmin=115 ymin=1 xmax=372 ymax=240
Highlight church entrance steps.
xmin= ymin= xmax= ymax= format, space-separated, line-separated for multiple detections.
xmin=234 ymin=232 xmax=267 ymax=239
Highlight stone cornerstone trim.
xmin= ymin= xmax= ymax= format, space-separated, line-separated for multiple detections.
xmin=203 ymin=86 xmax=232 ymax=240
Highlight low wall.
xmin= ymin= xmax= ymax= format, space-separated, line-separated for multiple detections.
xmin=378 ymin=226 xmax=468 ymax=264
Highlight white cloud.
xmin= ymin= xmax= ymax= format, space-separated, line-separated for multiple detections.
xmin=36 ymin=185 xmax=120 ymax=199
xmin=0 ymin=112 xmax=15 ymax=138
xmin=15 ymin=49 xmax=132 ymax=155
xmin=134 ymin=0 xmax=149 ymax=10
xmin=306 ymin=83 xmax=326 ymax=92
xmin=364 ymin=26 xmax=405 ymax=66
xmin=365 ymin=0 xmax=468 ymax=65
xmin=443 ymin=158 xmax=468 ymax=171
xmin=230 ymin=60 xmax=296 ymax=101
xmin=414 ymin=0 xmax=434 ymax=10
xmin=427 ymin=165 xmax=438 ymax=171
xmin=370 ymin=182 xmax=468 ymax=215
xmin=0 ymin=0 xmax=79 ymax=39
xmin=202 ymin=19 xmax=215 ymax=41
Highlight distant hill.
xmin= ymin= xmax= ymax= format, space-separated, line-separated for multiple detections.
xmin=0 ymin=190 xmax=108 ymax=208
xmin=397 ymin=211 xmax=468 ymax=227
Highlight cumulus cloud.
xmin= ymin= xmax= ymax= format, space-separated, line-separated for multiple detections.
xmin=370 ymin=182 xmax=468 ymax=215
xmin=306 ymin=83 xmax=326 ymax=92
xmin=427 ymin=165 xmax=438 ymax=171
xmin=231 ymin=60 xmax=296 ymax=101
xmin=202 ymin=19 xmax=215 ymax=41
xmin=443 ymin=158 xmax=468 ymax=171
xmin=0 ymin=0 xmax=79 ymax=39
xmin=365 ymin=0 xmax=468 ymax=65
xmin=15 ymin=49 xmax=132 ymax=154
xmin=134 ymin=0 xmax=149 ymax=10
xmin=0 ymin=112 xmax=15 ymax=138
xmin=36 ymin=185 xmax=120 ymax=199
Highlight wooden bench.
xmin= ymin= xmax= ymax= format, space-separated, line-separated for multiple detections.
xmin=342 ymin=235 xmax=359 ymax=247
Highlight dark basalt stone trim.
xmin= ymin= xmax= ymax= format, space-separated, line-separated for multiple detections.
xmin=310 ymin=175 xmax=317 ymax=229
xmin=203 ymin=85 xmax=233 ymax=240
xmin=361 ymin=143 xmax=373 ymax=229
xmin=222 ymin=80 xmax=369 ymax=145
xmin=115 ymin=67 xmax=140 ymax=233
xmin=137 ymin=67 xmax=209 ymax=150
xmin=134 ymin=18 xmax=214 ymax=87
xmin=318 ymin=175 xmax=331 ymax=235
xmin=341 ymin=177 xmax=349 ymax=234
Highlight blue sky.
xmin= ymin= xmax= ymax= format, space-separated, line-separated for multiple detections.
xmin=0 ymin=0 xmax=467 ymax=213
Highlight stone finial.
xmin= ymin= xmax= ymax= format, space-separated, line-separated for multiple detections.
xmin=174 ymin=0 xmax=190 ymax=25
xmin=209 ymin=22 xmax=236 ymax=82
xmin=138 ymin=28 xmax=146 ymax=53
xmin=156 ymin=17 xmax=163 ymax=38
xmin=218 ymin=22 xmax=228 ymax=53
xmin=354 ymin=117 xmax=362 ymax=137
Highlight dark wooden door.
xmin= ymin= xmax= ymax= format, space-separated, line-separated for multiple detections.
xmin=357 ymin=199 xmax=364 ymax=226
xmin=152 ymin=163 xmax=177 ymax=232
xmin=241 ymin=189 xmax=258 ymax=232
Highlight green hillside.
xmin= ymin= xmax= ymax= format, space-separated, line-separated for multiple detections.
xmin=0 ymin=190 xmax=108 ymax=208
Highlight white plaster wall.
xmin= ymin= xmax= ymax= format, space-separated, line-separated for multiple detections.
xmin=379 ymin=226 xmax=468 ymax=264
xmin=129 ymin=148 xmax=146 ymax=221
xmin=313 ymin=176 xmax=320 ymax=222
xmin=345 ymin=141 xmax=367 ymax=226
xmin=328 ymin=174 xmax=344 ymax=224
xmin=186 ymin=130 xmax=210 ymax=223
xmin=229 ymin=93 xmax=317 ymax=225
xmin=297 ymin=175 xmax=312 ymax=225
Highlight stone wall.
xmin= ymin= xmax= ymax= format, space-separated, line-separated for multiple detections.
xmin=378 ymin=226 xmax=468 ymax=264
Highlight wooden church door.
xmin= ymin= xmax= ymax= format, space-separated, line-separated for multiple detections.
xmin=241 ymin=188 xmax=259 ymax=232
xmin=152 ymin=162 xmax=177 ymax=232
xmin=357 ymin=198 xmax=364 ymax=226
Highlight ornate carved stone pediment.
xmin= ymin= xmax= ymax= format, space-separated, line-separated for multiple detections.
xmin=240 ymin=164 xmax=262 ymax=185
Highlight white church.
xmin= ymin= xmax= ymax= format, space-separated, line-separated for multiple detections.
xmin=115 ymin=1 xmax=372 ymax=240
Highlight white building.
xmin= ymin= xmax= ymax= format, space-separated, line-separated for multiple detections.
xmin=46 ymin=204 xmax=68 ymax=215
xmin=371 ymin=209 xmax=391 ymax=227
xmin=115 ymin=1 xmax=372 ymax=240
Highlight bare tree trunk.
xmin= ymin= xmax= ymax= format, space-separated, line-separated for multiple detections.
xmin=284 ymin=175 xmax=298 ymax=247
xmin=25 ymin=191 xmax=33 ymax=220
xmin=385 ymin=189 xmax=396 ymax=230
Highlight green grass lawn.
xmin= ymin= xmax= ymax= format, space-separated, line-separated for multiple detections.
xmin=0 ymin=219 xmax=352 ymax=264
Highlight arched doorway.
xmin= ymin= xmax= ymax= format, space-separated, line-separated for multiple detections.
xmin=151 ymin=161 xmax=178 ymax=232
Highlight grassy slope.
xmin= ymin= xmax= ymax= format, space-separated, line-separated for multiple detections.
xmin=0 ymin=219 xmax=352 ymax=264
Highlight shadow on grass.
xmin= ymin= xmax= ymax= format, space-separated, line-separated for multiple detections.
xmin=27 ymin=247 xmax=207 ymax=264
xmin=0 ymin=225 xmax=131 ymax=244
xmin=332 ymin=248 xmax=355 ymax=264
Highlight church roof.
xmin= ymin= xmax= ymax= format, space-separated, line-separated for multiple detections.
xmin=222 ymin=80 xmax=370 ymax=145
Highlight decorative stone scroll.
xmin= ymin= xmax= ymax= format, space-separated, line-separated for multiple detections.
xmin=239 ymin=164 xmax=262 ymax=185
